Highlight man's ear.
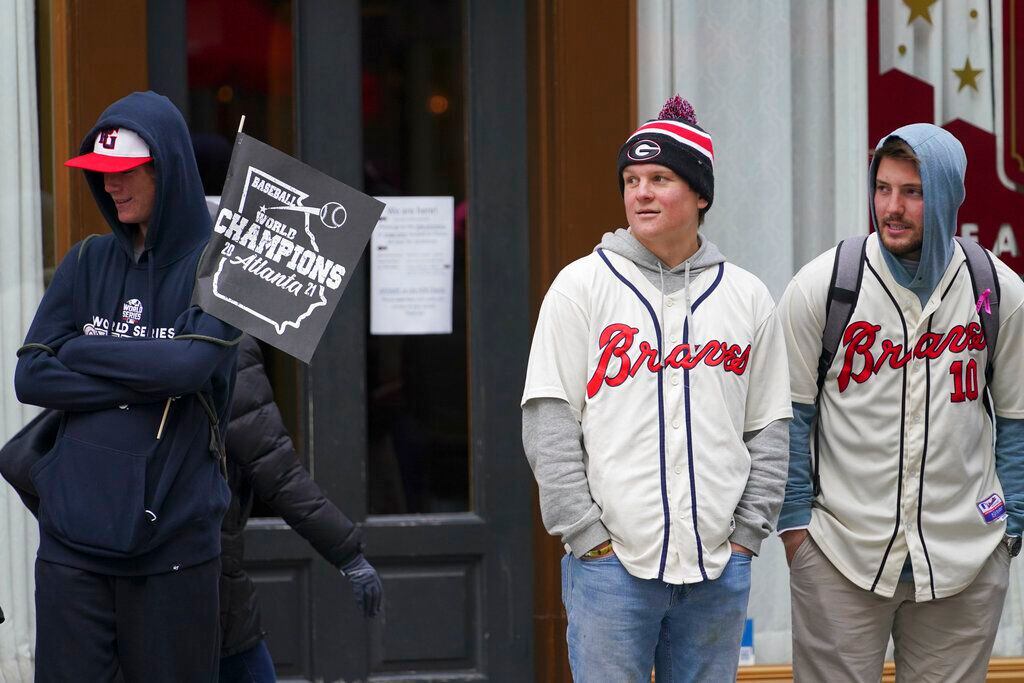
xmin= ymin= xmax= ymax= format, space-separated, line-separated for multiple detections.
xmin=697 ymin=197 xmax=709 ymax=210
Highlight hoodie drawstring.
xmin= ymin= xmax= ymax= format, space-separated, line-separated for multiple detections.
xmin=683 ymin=259 xmax=693 ymax=351
xmin=147 ymin=251 xmax=156 ymax=331
xmin=658 ymin=261 xmax=667 ymax=366
xmin=658 ymin=258 xmax=695 ymax=376
xmin=144 ymin=249 xmax=176 ymax=438
xmin=108 ymin=245 xmax=174 ymax=438
xmin=683 ymin=260 xmax=694 ymax=391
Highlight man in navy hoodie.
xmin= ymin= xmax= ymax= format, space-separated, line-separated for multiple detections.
xmin=15 ymin=91 xmax=239 ymax=682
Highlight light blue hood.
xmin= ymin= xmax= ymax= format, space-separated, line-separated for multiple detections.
xmin=868 ymin=123 xmax=967 ymax=306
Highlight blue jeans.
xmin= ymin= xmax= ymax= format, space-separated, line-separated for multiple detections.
xmin=561 ymin=551 xmax=751 ymax=683
xmin=219 ymin=639 xmax=277 ymax=683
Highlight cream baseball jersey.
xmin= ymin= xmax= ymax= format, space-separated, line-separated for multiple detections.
xmin=781 ymin=235 xmax=1024 ymax=600
xmin=522 ymin=249 xmax=791 ymax=584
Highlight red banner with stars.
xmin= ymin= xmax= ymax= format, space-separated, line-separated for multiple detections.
xmin=1003 ymin=1 xmax=1024 ymax=188
xmin=868 ymin=0 xmax=1024 ymax=273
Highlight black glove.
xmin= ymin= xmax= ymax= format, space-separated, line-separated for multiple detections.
xmin=340 ymin=553 xmax=383 ymax=617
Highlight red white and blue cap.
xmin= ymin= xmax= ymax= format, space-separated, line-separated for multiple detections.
xmin=65 ymin=127 xmax=152 ymax=173
xmin=617 ymin=95 xmax=715 ymax=209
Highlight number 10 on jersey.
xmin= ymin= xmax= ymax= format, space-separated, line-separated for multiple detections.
xmin=949 ymin=359 xmax=979 ymax=402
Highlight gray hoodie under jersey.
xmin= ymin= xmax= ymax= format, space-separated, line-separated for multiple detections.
xmin=522 ymin=229 xmax=789 ymax=558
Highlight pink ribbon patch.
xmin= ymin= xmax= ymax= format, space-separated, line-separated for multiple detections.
xmin=976 ymin=288 xmax=992 ymax=314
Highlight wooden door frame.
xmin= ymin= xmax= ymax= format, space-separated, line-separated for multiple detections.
xmin=526 ymin=1 xmax=636 ymax=680
xmin=41 ymin=0 xmax=149 ymax=264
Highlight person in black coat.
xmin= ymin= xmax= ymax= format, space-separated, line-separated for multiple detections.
xmin=218 ymin=334 xmax=383 ymax=680
xmin=0 ymin=333 xmax=382 ymax=682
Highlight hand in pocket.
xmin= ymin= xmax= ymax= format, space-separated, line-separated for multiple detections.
xmin=782 ymin=529 xmax=809 ymax=567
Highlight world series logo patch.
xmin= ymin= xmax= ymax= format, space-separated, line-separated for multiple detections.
xmin=122 ymin=298 xmax=143 ymax=324
xmin=977 ymin=493 xmax=1007 ymax=524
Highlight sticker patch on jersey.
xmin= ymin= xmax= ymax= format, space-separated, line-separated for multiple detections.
xmin=122 ymin=298 xmax=143 ymax=324
xmin=977 ymin=494 xmax=1007 ymax=524
xmin=976 ymin=288 xmax=992 ymax=314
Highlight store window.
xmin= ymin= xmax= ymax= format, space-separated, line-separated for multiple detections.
xmin=362 ymin=0 xmax=469 ymax=514
xmin=184 ymin=0 xmax=470 ymax=515
xmin=186 ymin=0 xmax=304 ymax=474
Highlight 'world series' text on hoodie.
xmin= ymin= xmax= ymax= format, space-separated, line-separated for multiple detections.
xmin=15 ymin=91 xmax=240 ymax=576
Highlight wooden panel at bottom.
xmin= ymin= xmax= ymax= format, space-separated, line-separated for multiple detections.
xmin=248 ymin=562 xmax=311 ymax=678
xmin=370 ymin=559 xmax=479 ymax=674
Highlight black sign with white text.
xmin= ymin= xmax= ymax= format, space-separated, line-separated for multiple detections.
xmin=193 ymin=133 xmax=384 ymax=363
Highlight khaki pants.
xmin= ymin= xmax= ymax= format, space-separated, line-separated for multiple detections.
xmin=790 ymin=537 xmax=1010 ymax=683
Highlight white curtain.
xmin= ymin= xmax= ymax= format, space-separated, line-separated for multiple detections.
xmin=638 ymin=0 xmax=866 ymax=301
xmin=638 ymin=0 xmax=1024 ymax=664
xmin=638 ymin=1 xmax=866 ymax=662
xmin=0 ymin=1 xmax=42 ymax=680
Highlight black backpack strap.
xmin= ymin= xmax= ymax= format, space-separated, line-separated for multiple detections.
xmin=954 ymin=236 xmax=1000 ymax=388
xmin=195 ymin=391 xmax=228 ymax=479
xmin=812 ymin=235 xmax=868 ymax=495
xmin=72 ymin=233 xmax=101 ymax=331
xmin=190 ymin=239 xmax=211 ymax=300
xmin=817 ymin=235 xmax=869 ymax=393
xmin=78 ymin=234 xmax=100 ymax=265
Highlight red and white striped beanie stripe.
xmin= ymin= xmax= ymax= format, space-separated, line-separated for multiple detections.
xmin=624 ymin=120 xmax=714 ymax=166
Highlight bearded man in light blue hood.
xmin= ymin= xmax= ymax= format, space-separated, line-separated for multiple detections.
xmin=779 ymin=123 xmax=1024 ymax=682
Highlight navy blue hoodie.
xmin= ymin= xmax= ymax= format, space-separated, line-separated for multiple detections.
xmin=15 ymin=91 xmax=240 ymax=576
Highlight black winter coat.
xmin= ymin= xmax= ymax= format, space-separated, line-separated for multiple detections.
xmin=220 ymin=335 xmax=363 ymax=656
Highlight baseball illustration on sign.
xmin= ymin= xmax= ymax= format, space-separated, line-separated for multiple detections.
xmin=194 ymin=133 xmax=384 ymax=363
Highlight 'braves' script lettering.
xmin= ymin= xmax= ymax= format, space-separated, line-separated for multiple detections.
xmin=836 ymin=320 xmax=986 ymax=392
xmin=587 ymin=323 xmax=750 ymax=398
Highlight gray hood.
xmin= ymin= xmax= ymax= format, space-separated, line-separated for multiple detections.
xmin=869 ymin=123 xmax=966 ymax=306
xmin=597 ymin=228 xmax=727 ymax=344
xmin=597 ymin=228 xmax=726 ymax=277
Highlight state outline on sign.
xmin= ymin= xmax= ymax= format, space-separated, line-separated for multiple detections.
xmin=211 ymin=256 xmax=328 ymax=335
xmin=211 ymin=164 xmax=341 ymax=335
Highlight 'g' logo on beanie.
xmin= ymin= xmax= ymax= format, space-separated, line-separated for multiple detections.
xmin=627 ymin=140 xmax=662 ymax=161
xmin=617 ymin=95 xmax=715 ymax=212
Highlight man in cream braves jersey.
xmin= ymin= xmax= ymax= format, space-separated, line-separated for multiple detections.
xmin=522 ymin=95 xmax=791 ymax=681
xmin=779 ymin=123 xmax=1024 ymax=682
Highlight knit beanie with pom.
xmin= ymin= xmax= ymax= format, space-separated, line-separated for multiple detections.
xmin=617 ymin=95 xmax=715 ymax=211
